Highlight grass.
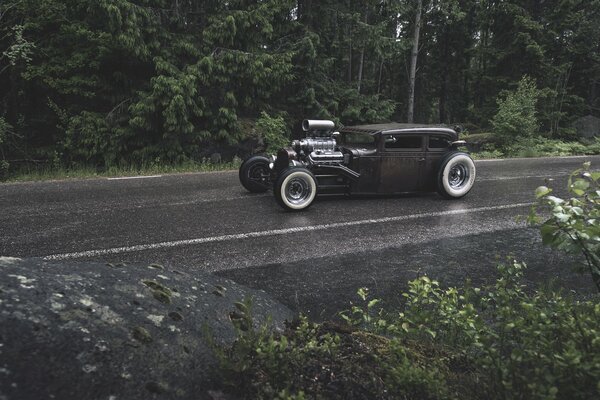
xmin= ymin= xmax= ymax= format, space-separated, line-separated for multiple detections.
xmin=463 ymin=135 xmax=600 ymax=160
xmin=3 ymin=135 xmax=600 ymax=182
xmin=2 ymin=159 xmax=242 ymax=183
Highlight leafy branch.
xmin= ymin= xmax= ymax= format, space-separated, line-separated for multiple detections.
xmin=529 ymin=162 xmax=600 ymax=291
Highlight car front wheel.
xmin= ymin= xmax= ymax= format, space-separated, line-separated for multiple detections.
xmin=274 ymin=168 xmax=318 ymax=211
xmin=239 ymin=155 xmax=271 ymax=193
xmin=437 ymin=152 xmax=476 ymax=199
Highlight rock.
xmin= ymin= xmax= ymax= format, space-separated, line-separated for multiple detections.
xmin=0 ymin=257 xmax=293 ymax=400
xmin=572 ymin=115 xmax=600 ymax=138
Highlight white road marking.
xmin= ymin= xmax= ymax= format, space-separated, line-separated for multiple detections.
xmin=107 ymin=175 xmax=163 ymax=180
xmin=43 ymin=202 xmax=533 ymax=261
xmin=475 ymin=154 xmax=599 ymax=163
xmin=166 ymin=193 xmax=270 ymax=207
xmin=475 ymin=159 xmax=506 ymax=163
xmin=478 ymin=174 xmax=558 ymax=181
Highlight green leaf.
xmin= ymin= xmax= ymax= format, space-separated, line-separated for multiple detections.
xmin=367 ymin=299 xmax=380 ymax=309
xmin=540 ymin=224 xmax=558 ymax=245
xmin=571 ymin=179 xmax=590 ymax=193
xmin=535 ymin=186 xmax=551 ymax=198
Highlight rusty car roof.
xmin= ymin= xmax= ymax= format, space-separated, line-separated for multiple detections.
xmin=341 ymin=123 xmax=457 ymax=137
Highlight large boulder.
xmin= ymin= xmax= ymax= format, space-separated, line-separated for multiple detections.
xmin=0 ymin=257 xmax=292 ymax=400
xmin=572 ymin=115 xmax=600 ymax=139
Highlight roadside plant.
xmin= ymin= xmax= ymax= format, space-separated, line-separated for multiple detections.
xmin=256 ymin=112 xmax=289 ymax=154
xmin=491 ymin=76 xmax=540 ymax=147
xmin=219 ymin=261 xmax=600 ymax=399
xmin=349 ymin=261 xmax=600 ymax=399
xmin=338 ymin=287 xmax=387 ymax=332
xmin=529 ymin=162 xmax=600 ymax=291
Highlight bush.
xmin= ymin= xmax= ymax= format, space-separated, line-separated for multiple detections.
xmin=491 ymin=76 xmax=540 ymax=147
xmin=505 ymin=137 xmax=600 ymax=158
xmin=471 ymin=137 xmax=600 ymax=159
xmin=400 ymin=261 xmax=600 ymax=399
xmin=256 ymin=112 xmax=289 ymax=154
xmin=216 ymin=262 xmax=600 ymax=399
xmin=530 ymin=162 xmax=600 ymax=291
xmin=214 ymin=298 xmax=452 ymax=399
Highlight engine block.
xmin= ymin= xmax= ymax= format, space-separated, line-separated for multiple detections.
xmin=292 ymin=138 xmax=337 ymax=153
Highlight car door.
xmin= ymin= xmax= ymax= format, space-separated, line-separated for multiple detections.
xmin=379 ymin=133 xmax=425 ymax=193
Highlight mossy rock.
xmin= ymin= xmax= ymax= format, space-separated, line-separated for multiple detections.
xmin=0 ymin=258 xmax=292 ymax=400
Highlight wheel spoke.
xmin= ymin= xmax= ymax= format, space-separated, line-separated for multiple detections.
xmin=449 ymin=163 xmax=469 ymax=189
xmin=286 ymin=177 xmax=312 ymax=205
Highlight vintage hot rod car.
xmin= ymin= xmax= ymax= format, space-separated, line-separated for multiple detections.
xmin=239 ymin=119 xmax=475 ymax=211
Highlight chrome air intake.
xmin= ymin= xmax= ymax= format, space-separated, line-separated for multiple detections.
xmin=302 ymin=119 xmax=335 ymax=132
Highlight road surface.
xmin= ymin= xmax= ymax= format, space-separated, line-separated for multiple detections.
xmin=1 ymin=156 xmax=598 ymax=318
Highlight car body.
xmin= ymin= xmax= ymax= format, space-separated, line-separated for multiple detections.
xmin=239 ymin=120 xmax=475 ymax=210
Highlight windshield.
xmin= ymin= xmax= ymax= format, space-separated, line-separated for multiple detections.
xmin=342 ymin=132 xmax=375 ymax=147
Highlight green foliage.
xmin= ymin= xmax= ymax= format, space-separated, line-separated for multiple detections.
xmin=469 ymin=138 xmax=600 ymax=160
xmin=0 ymin=117 xmax=9 ymax=145
xmin=396 ymin=261 xmax=600 ymax=399
xmin=339 ymin=287 xmax=389 ymax=333
xmin=64 ymin=111 xmax=121 ymax=166
xmin=529 ymin=162 xmax=600 ymax=291
xmin=1 ymin=0 xmax=599 ymax=168
xmin=256 ymin=112 xmax=289 ymax=154
xmin=505 ymin=137 xmax=600 ymax=158
xmin=219 ymin=262 xmax=600 ymax=399
xmin=216 ymin=313 xmax=451 ymax=399
xmin=491 ymin=76 xmax=540 ymax=146
xmin=2 ymin=25 xmax=36 ymax=68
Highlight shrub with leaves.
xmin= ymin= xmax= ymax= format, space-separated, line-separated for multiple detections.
xmin=218 ymin=261 xmax=600 ymax=399
xmin=529 ymin=162 xmax=600 ymax=291
xmin=396 ymin=261 xmax=600 ymax=399
xmin=215 ymin=297 xmax=452 ymax=399
xmin=256 ymin=112 xmax=289 ymax=154
xmin=491 ymin=76 xmax=540 ymax=147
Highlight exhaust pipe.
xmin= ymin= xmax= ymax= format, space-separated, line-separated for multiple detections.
xmin=302 ymin=119 xmax=335 ymax=132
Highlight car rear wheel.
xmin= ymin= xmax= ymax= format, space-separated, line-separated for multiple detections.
xmin=274 ymin=168 xmax=318 ymax=211
xmin=239 ymin=155 xmax=271 ymax=193
xmin=437 ymin=152 xmax=476 ymax=199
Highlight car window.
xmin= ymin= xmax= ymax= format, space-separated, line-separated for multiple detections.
xmin=429 ymin=135 xmax=451 ymax=149
xmin=343 ymin=132 xmax=375 ymax=146
xmin=384 ymin=135 xmax=423 ymax=150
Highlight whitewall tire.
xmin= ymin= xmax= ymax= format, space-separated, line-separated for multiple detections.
xmin=437 ymin=152 xmax=476 ymax=199
xmin=274 ymin=168 xmax=318 ymax=211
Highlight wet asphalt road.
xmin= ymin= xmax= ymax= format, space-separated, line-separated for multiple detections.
xmin=1 ymin=156 xmax=599 ymax=319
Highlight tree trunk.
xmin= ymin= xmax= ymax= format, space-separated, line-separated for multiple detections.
xmin=407 ymin=0 xmax=423 ymax=123
xmin=357 ymin=49 xmax=365 ymax=93
xmin=348 ymin=26 xmax=353 ymax=83
xmin=439 ymin=26 xmax=450 ymax=123
xmin=377 ymin=59 xmax=384 ymax=94
xmin=357 ymin=5 xmax=368 ymax=93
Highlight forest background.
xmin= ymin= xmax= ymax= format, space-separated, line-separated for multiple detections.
xmin=0 ymin=0 xmax=599 ymax=176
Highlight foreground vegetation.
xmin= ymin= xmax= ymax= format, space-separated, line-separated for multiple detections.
xmin=214 ymin=165 xmax=600 ymax=399
xmin=2 ymin=158 xmax=241 ymax=182
xmin=215 ymin=262 xmax=600 ymax=400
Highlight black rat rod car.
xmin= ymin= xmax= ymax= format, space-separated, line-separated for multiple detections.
xmin=239 ymin=119 xmax=475 ymax=211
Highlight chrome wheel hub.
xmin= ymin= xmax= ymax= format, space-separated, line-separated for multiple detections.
xmin=286 ymin=178 xmax=311 ymax=205
xmin=449 ymin=163 xmax=469 ymax=188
